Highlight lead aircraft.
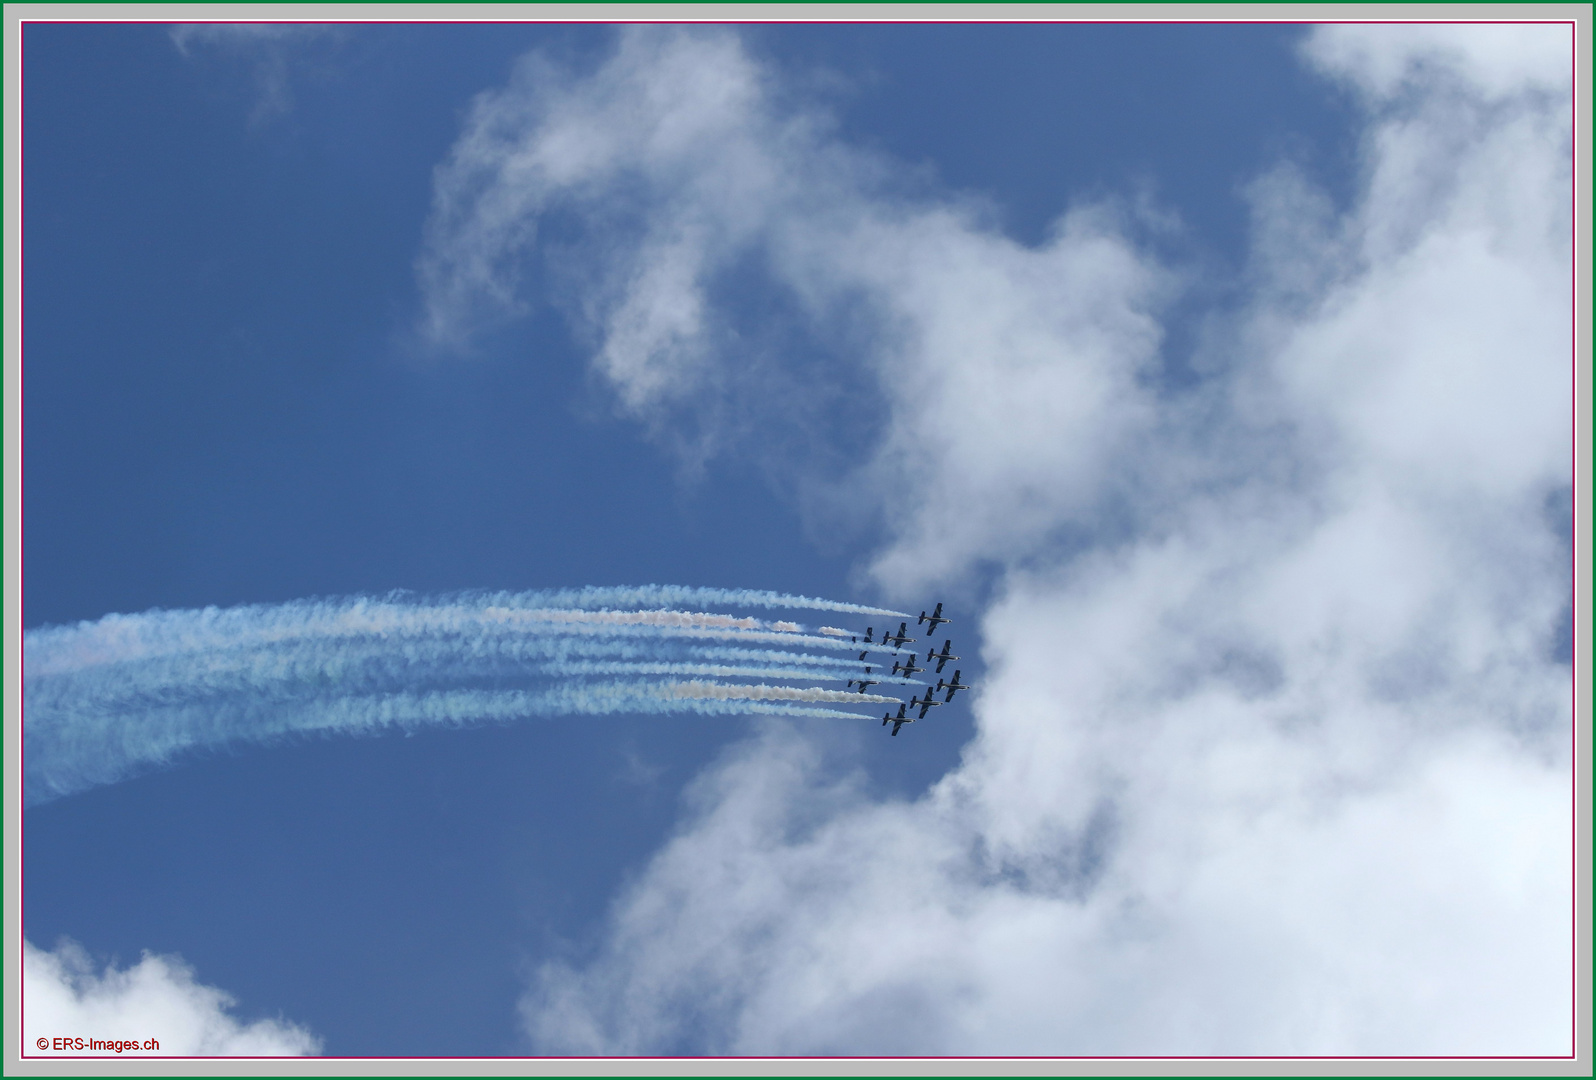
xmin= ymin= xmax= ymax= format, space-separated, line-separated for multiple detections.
xmin=918 ymin=602 xmax=951 ymax=635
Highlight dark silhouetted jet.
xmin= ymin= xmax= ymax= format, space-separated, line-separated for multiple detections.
xmin=881 ymin=622 xmax=916 ymax=649
xmin=848 ymin=677 xmax=879 ymax=693
xmin=937 ymin=670 xmax=972 ymax=702
xmin=892 ymin=655 xmax=925 ymax=679
xmin=925 ymin=640 xmax=959 ymax=673
xmin=881 ymin=702 xmax=912 ymax=736
xmin=918 ymin=602 xmax=950 ymax=635
xmin=910 ymin=691 xmax=944 ymax=719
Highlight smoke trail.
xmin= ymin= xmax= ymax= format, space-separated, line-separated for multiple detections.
xmin=495 ymin=585 xmax=908 ymax=617
xmin=25 ymin=600 xmax=887 ymax=681
xmin=28 ymin=635 xmax=891 ymax=717
xmin=541 ymin=661 xmax=926 ymax=686
xmin=20 ymin=600 xmax=774 ymax=678
xmin=656 ymin=681 xmax=902 ymax=705
xmin=25 ymin=587 xmax=919 ymax=805
xmin=25 ymin=683 xmax=882 ymax=805
xmin=26 ymin=633 xmax=884 ymax=730
xmin=678 ymin=646 xmax=867 ymax=669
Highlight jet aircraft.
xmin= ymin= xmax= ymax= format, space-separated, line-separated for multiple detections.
xmin=892 ymin=655 xmax=925 ymax=679
xmin=848 ymin=677 xmax=879 ymax=693
xmin=925 ymin=640 xmax=959 ymax=673
xmin=881 ymin=702 xmax=913 ymax=736
xmin=937 ymin=670 xmax=972 ymax=701
xmin=910 ymin=691 xmax=944 ymax=719
xmin=881 ymin=622 xmax=916 ymax=649
xmin=918 ymin=602 xmax=951 ymax=635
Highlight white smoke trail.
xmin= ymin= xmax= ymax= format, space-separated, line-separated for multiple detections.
xmin=31 ymin=636 xmax=887 ymax=716
xmin=656 ymin=681 xmax=903 ymax=705
xmin=501 ymin=585 xmax=908 ymax=617
xmin=24 ymin=622 xmax=882 ymax=716
xmin=24 ymin=588 xmax=921 ymax=805
xmin=541 ymin=661 xmax=925 ymax=686
xmin=483 ymin=608 xmax=768 ymax=631
xmin=680 ymin=646 xmax=865 ymax=669
xmin=25 ymin=601 xmax=883 ymax=683
xmin=25 ymin=682 xmax=881 ymax=805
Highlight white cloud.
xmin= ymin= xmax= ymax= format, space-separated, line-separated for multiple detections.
xmin=526 ymin=722 xmax=1568 ymax=1055
xmin=1303 ymin=22 xmax=1573 ymax=102
xmin=25 ymin=939 xmax=322 ymax=1057
xmin=421 ymin=24 xmax=1574 ymax=1055
xmin=420 ymin=27 xmax=1169 ymax=544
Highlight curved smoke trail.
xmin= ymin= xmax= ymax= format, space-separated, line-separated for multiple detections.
xmin=495 ymin=585 xmax=909 ymax=617
xmin=24 ymin=588 xmax=921 ymax=805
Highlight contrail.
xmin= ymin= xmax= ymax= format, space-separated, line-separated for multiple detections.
xmin=24 ymin=587 xmax=916 ymax=805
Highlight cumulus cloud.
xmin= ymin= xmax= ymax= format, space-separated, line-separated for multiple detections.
xmin=420 ymin=27 xmax=1169 ymax=553
xmin=422 ymin=23 xmax=1574 ymax=1055
xmin=24 ymin=939 xmax=322 ymax=1056
xmin=1303 ymin=22 xmax=1573 ymax=101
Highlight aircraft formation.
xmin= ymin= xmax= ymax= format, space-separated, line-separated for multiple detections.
xmin=26 ymin=585 xmax=969 ymax=804
xmin=846 ymin=602 xmax=974 ymax=736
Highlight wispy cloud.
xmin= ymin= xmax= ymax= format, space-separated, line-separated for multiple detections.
xmin=418 ymin=24 xmax=1573 ymax=1054
xmin=169 ymin=23 xmax=338 ymax=124
xmin=25 ymin=939 xmax=321 ymax=1056
xmin=418 ymin=27 xmax=1170 ymax=518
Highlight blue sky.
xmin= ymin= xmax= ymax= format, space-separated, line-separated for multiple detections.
xmin=19 ymin=19 xmax=1576 ymax=1059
